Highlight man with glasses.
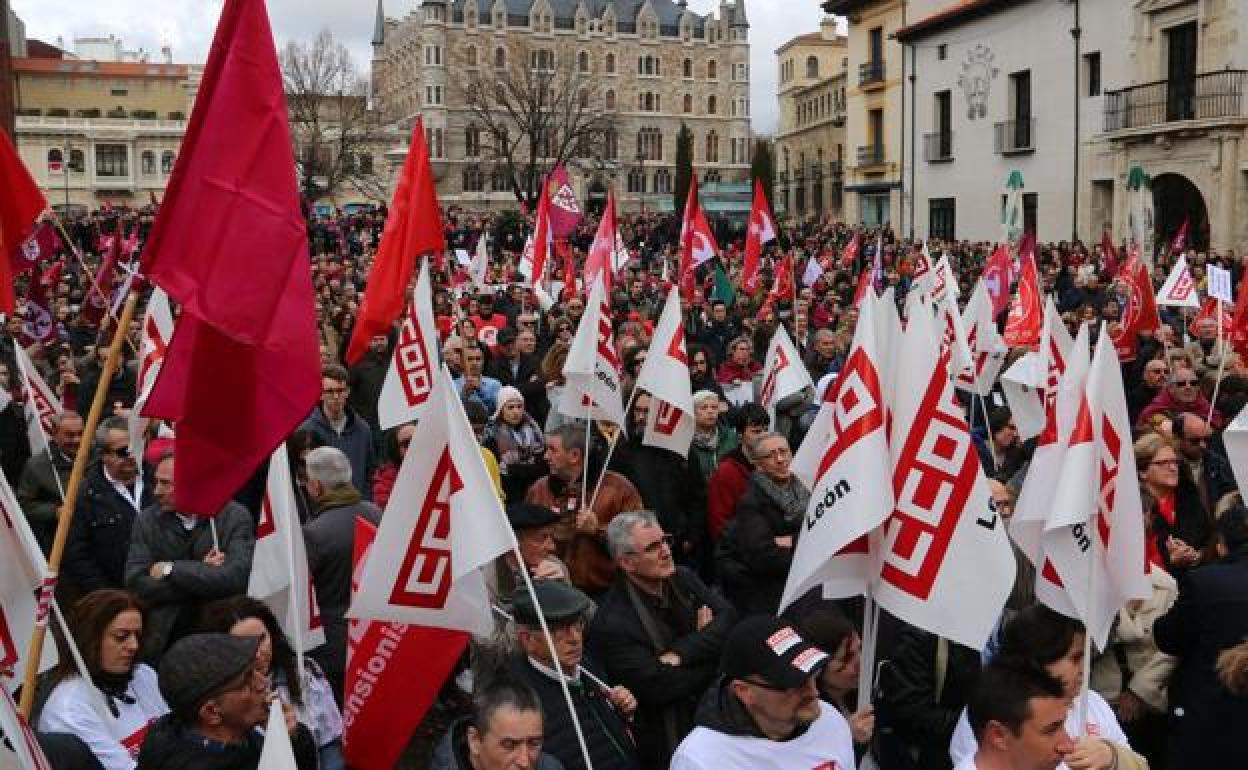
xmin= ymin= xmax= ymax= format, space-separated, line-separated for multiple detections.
xmin=125 ymin=452 xmax=255 ymax=662
xmin=299 ymin=364 xmax=375 ymax=500
xmin=510 ymin=580 xmax=639 ymax=770
xmin=137 ymin=633 xmax=318 ymax=769
xmin=589 ymin=512 xmax=737 ymax=768
xmin=670 ymin=615 xmax=855 ymax=770
xmin=64 ymin=416 xmax=154 ymax=593
xmin=1138 ymin=366 xmax=1220 ymax=430
xmin=1173 ymin=412 xmax=1237 ymax=513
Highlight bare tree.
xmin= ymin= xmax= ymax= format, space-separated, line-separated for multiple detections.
xmin=459 ymin=42 xmax=614 ymax=208
xmin=281 ymin=29 xmax=385 ymax=202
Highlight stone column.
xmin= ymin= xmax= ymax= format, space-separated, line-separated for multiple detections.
xmin=1214 ymin=134 xmax=1239 ymax=253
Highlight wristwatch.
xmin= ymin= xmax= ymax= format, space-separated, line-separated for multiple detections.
xmin=160 ymin=562 xmax=173 ymax=579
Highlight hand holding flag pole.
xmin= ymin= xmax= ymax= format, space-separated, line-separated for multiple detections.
xmin=19 ymin=290 xmax=141 ymax=718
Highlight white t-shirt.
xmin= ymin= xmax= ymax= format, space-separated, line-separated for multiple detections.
xmin=949 ymin=689 xmax=1128 ymax=770
xmin=670 ymin=700 xmax=857 ymax=770
xmin=38 ymin=665 xmax=169 ymax=770
xmin=953 ymin=756 xmax=982 ymax=770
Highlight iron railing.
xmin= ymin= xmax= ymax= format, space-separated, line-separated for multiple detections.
xmin=924 ymin=131 xmax=954 ymax=161
xmin=857 ymin=144 xmax=885 ymax=165
xmin=859 ymin=60 xmax=885 ymax=87
xmin=1104 ymin=70 xmax=1245 ymax=131
xmin=994 ymin=118 xmax=1035 ymax=153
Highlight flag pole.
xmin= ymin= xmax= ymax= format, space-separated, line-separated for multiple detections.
xmin=46 ymin=214 xmax=139 ymax=356
xmin=19 ymin=290 xmax=141 ymax=718
xmin=587 ymin=388 xmax=641 ymax=512
xmin=974 ymin=393 xmax=998 ymax=469
xmin=856 ymin=591 xmax=876 ymax=711
xmin=1208 ymin=298 xmax=1227 ymax=425
xmin=511 ymin=548 xmax=598 ymax=770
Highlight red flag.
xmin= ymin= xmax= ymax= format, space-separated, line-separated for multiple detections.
xmin=982 ymin=244 xmax=1014 ymax=318
xmin=343 ymin=518 xmax=469 ymax=770
xmin=1169 ymin=217 xmax=1190 ymax=257
xmin=678 ymin=176 xmax=719 ymax=299
xmin=852 ymin=266 xmax=874 ymax=309
xmin=13 ymin=222 xmax=60 ymax=275
xmin=1003 ymin=253 xmax=1042 ymax=348
xmin=768 ymin=251 xmax=795 ymax=306
xmin=346 ymin=119 xmax=445 ymax=364
xmin=1100 ymin=230 xmax=1120 ymax=279
xmin=561 ymin=240 xmax=578 ymax=301
xmin=839 ymin=231 xmax=862 ymax=269
xmin=139 ymin=0 xmax=320 ymax=516
xmin=742 ymin=179 xmax=776 ymax=294
xmin=584 ymin=190 xmax=618 ymax=293
xmin=1188 ymin=296 xmax=1234 ymax=338
xmin=0 ymin=130 xmax=48 ymax=314
xmin=81 ymin=229 xmax=121 ymax=326
xmin=20 ymin=259 xmax=62 ymax=345
xmin=1231 ymin=268 xmax=1248 ymax=359
xmin=1109 ymin=257 xmax=1161 ymax=362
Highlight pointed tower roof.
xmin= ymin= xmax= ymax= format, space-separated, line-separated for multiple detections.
xmin=372 ymin=0 xmax=386 ymax=46
xmin=732 ymin=0 xmax=748 ymax=27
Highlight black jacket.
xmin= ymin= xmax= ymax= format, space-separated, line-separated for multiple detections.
xmin=610 ymin=439 xmax=707 ymax=561
xmin=508 ymin=654 xmax=638 ymax=770
xmin=134 ymin=714 xmax=318 ymax=770
xmin=587 ymin=569 xmax=737 ymax=768
xmin=347 ymin=351 xmax=389 ymax=432
xmin=429 ymin=717 xmax=565 ymax=770
xmin=64 ymin=463 xmax=153 ymax=592
xmin=875 ymin=625 xmax=982 ymax=770
xmin=1154 ymin=550 xmax=1248 ymax=770
xmin=728 ymin=477 xmax=800 ymax=615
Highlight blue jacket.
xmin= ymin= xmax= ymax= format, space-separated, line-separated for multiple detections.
xmin=300 ymin=406 xmax=376 ymax=500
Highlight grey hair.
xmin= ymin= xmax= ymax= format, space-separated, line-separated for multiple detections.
xmin=548 ymin=423 xmax=586 ymax=457
xmin=605 ymin=511 xmax=660 ymax=561
xmin=94 ymin=415 xmax=128 ymax=447
xmin=691 ymin=390 xmax=720 ymax=409
xmin=49 ymin=410 xmax=82 ymax=432
xmin=304 ymin=446 xmax=353 ymax=488
xmin=748 ymin=431 xmax=788 ymax=458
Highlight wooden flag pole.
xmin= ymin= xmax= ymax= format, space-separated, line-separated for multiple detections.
xmin=18 ymin=290 xmax=141 ymax=718
xmin=46 ymin=214 xmax=140 ymax=356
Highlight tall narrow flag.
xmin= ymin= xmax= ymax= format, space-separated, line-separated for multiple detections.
xmin=1003 ymin=250 xmax=1043 ymax=347
xmin=982 ymin=244 xmax=1014 ymax=318
xmin=128 ymin=288 xmax=176 ymax=459
xmin=140 ymin=0 xmax=321 ymax=515
xmin=742 ymin=179 xmax=776 ymax=293
xmin=954 ymin=281 xmax=1008 ymax=397
xmin=635 ymin=288 xmax=694 ymax=456
xmin=558 ymin=275 xmax=626 ymax=427
xmin=346 ymin=119 xmax=445 ymax=364
xmin=519 ymin=191 xmax=554 ymax=287
xmin=584 ymin=190 xmax=620 ymax=293
xmin=14 ymin=346 xmax=62 ymax=458
xmin=545 ymin=163 xmax=583 ymax=238
xmin=379 ymin=260 xmax=439 ymax=430
xmin=678 ymin=176 xmax=719 ymax=298
xmin=839 ymin=231 xmax=862 ymax=270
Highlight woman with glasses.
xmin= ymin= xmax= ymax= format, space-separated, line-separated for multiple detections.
xmin=1135 ymin=432 xmax=1212 ymax=573
xmin=198 ymin=596 xmax=344 ymax=770
xmin=39 ymin=590 xmax=169 ymax=770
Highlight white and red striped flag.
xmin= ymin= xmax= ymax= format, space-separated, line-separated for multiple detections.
xmin=13 ymin=346 xmax=61 ymax=458
xmin=954 ymin=280 xmax=1008 ymax=396
xmin=129 ymin=287 xmax=176 ymax=458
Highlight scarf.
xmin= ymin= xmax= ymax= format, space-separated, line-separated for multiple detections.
xmin=751 ymin=470 xmax=811 ymax=528
xmin=94 ymin=669 xmax=136 ymax=718
xmin=314 ymin=484 xmax=362 ymax=515
xmin=486 ymin=416 xmax=545 ymax=467
xmin=692 ymin=427 xmax=719 ymax=453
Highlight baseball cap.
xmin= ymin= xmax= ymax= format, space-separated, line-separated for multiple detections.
xmin=721 ymin=615 xmax=829 ymax=690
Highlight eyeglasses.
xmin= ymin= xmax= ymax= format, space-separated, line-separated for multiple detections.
xmin=1174 ymin=379 xmax=1199 ymax=387
xmin=634 ymin=534 xmax=674 ymax=556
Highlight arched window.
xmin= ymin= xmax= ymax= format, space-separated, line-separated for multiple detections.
xmin=578 ymin=51 xmax=589 ymax=73
xmin=707 ymin=59 xmax=717 ymax=80
xmin=683 ymin=58 xmax=693 ymax=78
xmin=637 ymin=127 xmax=662 ymax=161
xmin=705 ymin=131 xmax=719 ymax=163
xmin=806 ymin=55 xmax=819 ymax=79
xmin=683 ymin=94 xmax=693 ymax=114
xmin=141 ymin=150 xmax=156 ymax=175
xmin=605 ymin=53 xmax=615 ymax=74
xmin=47 ymin=148 xmax=63 ymax=173
xmin=605 ymin=89 xmax=616 ymax=110
xmin=494 ymin=47 xmax=506 ymax=69
xmin=707 ymin=95 xmax=717 ymax=115
xmin=160 ymin=151 xmax=175 ymax=174
xmin=627 ymin=167 xmax=647 ymax=194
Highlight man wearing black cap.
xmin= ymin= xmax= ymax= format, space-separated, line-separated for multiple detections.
xmin=136 ymin=633 xmax=318 ymax=770
xmin=493 ymin=503 xmax=569 ymax=603
xmin=510 ymin=581 xmax=639 ymax=770
xmin=669 ymin=615 xmax=855 ymax=770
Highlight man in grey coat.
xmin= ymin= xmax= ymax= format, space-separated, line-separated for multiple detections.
xmin=17 ymin=410 xmax=82 ymax=553
xmin=125 ymin=451 xmax=255 ymax=662
xmin=303 ymin=446 xmax=382 ymax=705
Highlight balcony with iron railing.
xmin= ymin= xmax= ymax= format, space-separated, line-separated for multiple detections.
xmin=857 ymin=143 xmax=885 ymax=166
xmin=859 ymin=60 xmax=885 ymax=88
xmin=994 ymin=118 xmax=1035 ymax=154
xmin=924 ymin=131 xmax=954 ymax=162
xmin=1104 ymin=69 xmax=1245 ymax=132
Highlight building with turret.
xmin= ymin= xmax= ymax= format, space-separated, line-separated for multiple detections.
xmin=370 ymin=0 xmax=754 ymax=212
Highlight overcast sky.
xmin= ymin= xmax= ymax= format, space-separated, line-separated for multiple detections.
xmin=11 ymin=0 xmax=832 ymax=135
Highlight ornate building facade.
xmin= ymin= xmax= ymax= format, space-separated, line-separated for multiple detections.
xmin=774 ymin=17 xmax=846 ymax=220
xmin=370 ymin=0 xmax=754 ymax=212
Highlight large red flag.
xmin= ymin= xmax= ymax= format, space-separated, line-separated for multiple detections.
xmin=545 ymin=163 xmax=583 ymax=238
xmin=346 ymin=119 xmax=445 ymax=364
xmin=1231 ymin=267 xmax=1248 ymax=359
xmin=139 ymin=0 xmax=320 ymax=516
xmin=982 ymin=243 xmax=1014 ymax=318
xmin=678 ymin=176 xmax=719 ymax=299
xmin=1109 ymin=257 xmax=1161 ymax=362
xmin=584 ymin=190 xmax=618 ymax=293
xmin=1003 ymin=252 xmax=1042 ymax=348
xmin=0 ymin=130 xmax=48 ymax=314
xmin=742 ymin=179 xmax=776 ymax=294
xmin=839 ymin=231 xmax=862 ymax=270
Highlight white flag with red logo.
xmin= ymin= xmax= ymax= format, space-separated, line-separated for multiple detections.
xmin=1225 ymin=405 xmax=1248 ymax=496
xmin=558 ymin=274 xmax=627 ymax=427
xmin=1043 ymin=329 xmax=1152 ymax=649
xmin=760 ymin=324 xmax=813 ymax=426
xmin=1001 ymin=352 xmax=1046 ymax=441
xmin=911 ymin=242 xmax=935 ymax=299
xmin=129 ymin=287 xmax=176 ymax=458
xmin=954 ymin=281 xmax=1008 ymax=396
xmin=931 ymin=255 xmax=957 ymax=305
xmin=379 ymin=260 xmax=438 ymax=431
xmin=1156 ymin=254 xmax=1201 ymax=308
xmin=678 ymin=177 xmax=719 ymax=298
xmin=635 ymin=288 xmax=694 ymax=456
xmin=349 ymin=367 xmax=516 ymax=635
xmin=937 ymin=290 xmax=974 ymax=384
xmin=248 ymin=444 xmax=325 ymax=655
xmin=13 ymin=346 xmax=61 ymax=458
xmin=873 ymin=305 xmax=1016 ymax=650
xmin=742 ymin=180 xmax=776 ymax=294
xmin=0 ymin=471 xmax=57 ymax=694
xmin=0 ymin=686 xmax=52 ymax=770
xmin=518 ymin=194 xmax=554 ymax=287
xmin=782 ymin=295 xmax=892 ymax=609
xmin=1011 ymin=317 xmax=1088 ymax=618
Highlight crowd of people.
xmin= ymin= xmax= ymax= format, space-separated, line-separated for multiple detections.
xmin=3 ymin=200 xmax=1248 ymax=770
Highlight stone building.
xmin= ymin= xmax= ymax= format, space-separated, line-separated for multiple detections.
xmin=10 ymin=34 xmax=196 ymax=212
xmin=370 ymin=0 xmax=754 ymax=213
xmin=774 ymin=17 xmax=847 ymax=220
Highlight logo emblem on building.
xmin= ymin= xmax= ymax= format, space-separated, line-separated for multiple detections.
xmin=957 ymin=44 xmax=998 ymax=120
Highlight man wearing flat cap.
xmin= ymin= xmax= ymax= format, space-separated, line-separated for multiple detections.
xmin=669 ymin=615 xmax=856 ymax=770
xmin=509 ymin=581 xmax=639 ymax=770
xmin=135 ymin=633 xmax=319 ymax=770
xmin=491 ymin=502 xmax=570 ymax=608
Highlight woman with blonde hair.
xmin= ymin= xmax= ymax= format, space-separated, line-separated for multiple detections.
xmin=1135 ymin=432 xmax=1212 ymax=573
